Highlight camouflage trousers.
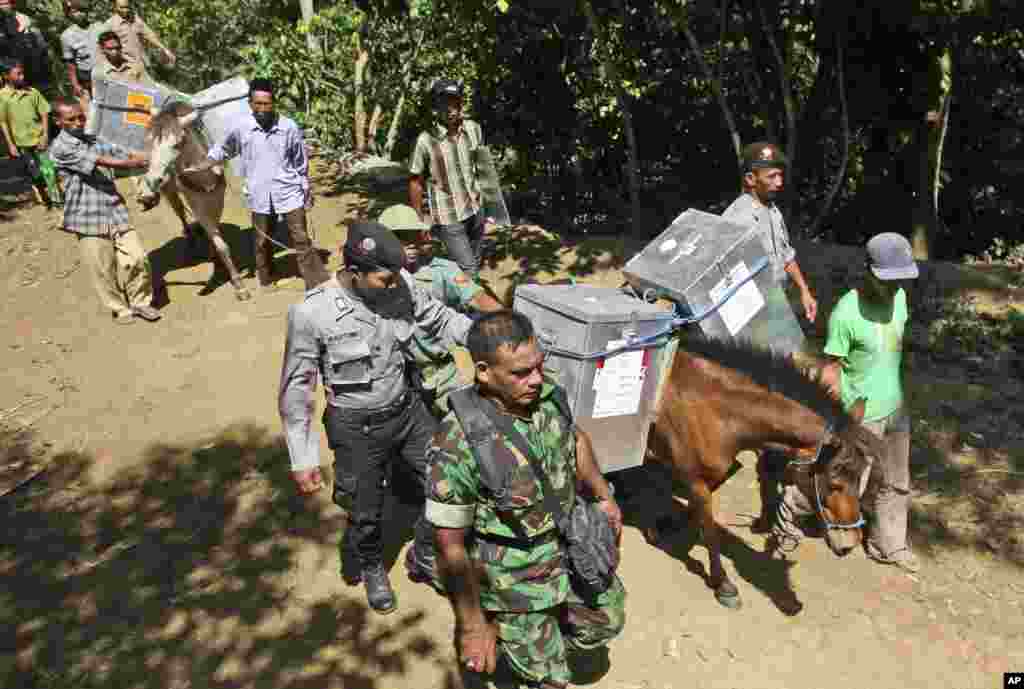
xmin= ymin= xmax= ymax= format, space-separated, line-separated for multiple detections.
xmin=493 ymin=576 xmax=626 ymax=688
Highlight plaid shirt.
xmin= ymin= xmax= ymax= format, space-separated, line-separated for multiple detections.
xmin=408 ymin=120 xmax=483 ymax=226
xmin=49 ymin=130 xmax=131 ymax=236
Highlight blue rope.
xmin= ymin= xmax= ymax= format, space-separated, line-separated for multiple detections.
xmin=541 ymin=256 xmax=770 ymax=361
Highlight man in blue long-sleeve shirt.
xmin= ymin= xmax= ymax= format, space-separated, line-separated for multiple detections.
xmin=200 ymin=78 xmax=328 ymax=291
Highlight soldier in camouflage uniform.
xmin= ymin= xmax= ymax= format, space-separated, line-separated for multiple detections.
xmin=426 ymin=310 xmax=626 ymax=689
xmin=378 ymin=204 xmax=503 ymax=417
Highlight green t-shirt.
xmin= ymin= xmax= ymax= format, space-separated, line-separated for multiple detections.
xmin=0 ymin=86 xmax=49 ymax=148
xmin=823 ymin=288 xmax=908 ymax=422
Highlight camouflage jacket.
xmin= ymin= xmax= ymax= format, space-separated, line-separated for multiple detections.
xmin=425 ymin=380 xmax=576 ymax=612
xmin=409 ymin=256 xmax=481 ymax=367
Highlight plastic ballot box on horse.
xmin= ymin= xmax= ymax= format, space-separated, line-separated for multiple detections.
xmin=189 ymin=77 xmax=251 ymax=179
xmin=87 ymin=77 xmax=183 ymax=156
xmin=513 ymin=284 xmax=678 ymax=474
xmin=87 ymin=76 xmax=251 ymax=178
xmin=623 ymin=208 xmax=806 ymax=356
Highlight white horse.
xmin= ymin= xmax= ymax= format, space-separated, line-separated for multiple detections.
xmin=136 ymin=102 xmax=251 ymax=301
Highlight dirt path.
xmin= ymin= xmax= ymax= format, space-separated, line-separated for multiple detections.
xmin=1 ymin=166 xmax=1022 ymax=689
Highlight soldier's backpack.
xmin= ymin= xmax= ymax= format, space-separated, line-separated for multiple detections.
xmin=447 ymin=385 xmax=619 ymax=600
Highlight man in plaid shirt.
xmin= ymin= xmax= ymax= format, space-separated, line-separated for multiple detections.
xmin=408 ymin=79 xmax=489 ymax=277
xmin=49 ymin=99 xmax=159 ymax=324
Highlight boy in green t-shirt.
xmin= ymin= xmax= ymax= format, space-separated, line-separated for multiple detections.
xmin=822 ymin=232 xmax=920 ymax=572
xmin=0 ymin=61 xmax=62 ymax=208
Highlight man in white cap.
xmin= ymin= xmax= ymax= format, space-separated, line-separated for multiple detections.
xmin=770 ymin=232 xmax=921 ymax=572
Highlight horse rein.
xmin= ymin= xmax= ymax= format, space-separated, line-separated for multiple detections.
xmin=789 ymin=421 xmax=866 ymax=531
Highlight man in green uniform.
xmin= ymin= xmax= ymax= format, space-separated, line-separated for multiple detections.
xmin=378 ymin=203 xmax=503 ymax=417
xmin=426 ymin=310 xmax=625 ymax=689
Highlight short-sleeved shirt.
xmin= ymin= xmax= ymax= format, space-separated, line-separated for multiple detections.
xmin=60 ymin=24 xmax=98 ymax=74
xmin=722 ymin=192 xmax=797 ymax=283
xmin=91 ymin=57 xmax=149 ymax=86
xmin=424 ymin=382 xmax=576 ymax=612
xmin=49 ymin=130 xmax=131 ymax=236
xmin=824 ymin=288 xmax=908 ymax=422
xmin=102 ymin=14 xmax=164 ymax=66
xmin=408 ymin=120 xmax=484 ymax=226
xmin=0 ymin=86 xmax=49 ymax=147
xmin=410 ymin=257 xmax=482 ymax=362
xmin=208 ymin=114 xmax=308 ymax=215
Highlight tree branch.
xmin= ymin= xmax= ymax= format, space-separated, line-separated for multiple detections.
xmin=806 ymin=34 xmax=849 ymax=239
xmin=680 ymin=10 xmax=742 ymax=167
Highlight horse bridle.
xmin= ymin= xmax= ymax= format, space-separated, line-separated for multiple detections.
xmin=790 ymin=421 xmax=865 ymax=531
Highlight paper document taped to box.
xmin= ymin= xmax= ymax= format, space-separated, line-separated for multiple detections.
xmin=592 ymin=340 xmax=645 ymax=418
xmin=709 ymin=261 xmax=765 ymax=336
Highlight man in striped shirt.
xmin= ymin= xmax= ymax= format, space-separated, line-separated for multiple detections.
xmin=408 ymin=79 xmax=488 ymax=277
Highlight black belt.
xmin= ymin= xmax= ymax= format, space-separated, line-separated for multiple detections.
xmin=474 ymin=528 xmax=560 ymax=550
xmin=331 ymin=390 xmax=413 ymax=425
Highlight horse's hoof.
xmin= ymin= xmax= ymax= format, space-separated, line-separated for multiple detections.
xmin=714 ymin=581 xmax=742 ymax=609
xmin=235 ymin=288 xmax=252 ymax=302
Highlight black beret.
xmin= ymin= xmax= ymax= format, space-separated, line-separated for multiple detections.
xmin=742 ymin=141 xmax=788 ymax=171
xmin=343 ymin=221 xmax=405 ymax=272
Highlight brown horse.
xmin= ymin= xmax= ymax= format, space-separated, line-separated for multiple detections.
xmin=645 ymin=335 xmax=886 ymax=609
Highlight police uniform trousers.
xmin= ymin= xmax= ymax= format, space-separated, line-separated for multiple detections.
xmin=325 ymin=391 xmax=436 ymax=567
xmin=493 ymin=576 xmax=626 ymax=688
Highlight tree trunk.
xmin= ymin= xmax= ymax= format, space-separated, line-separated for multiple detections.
xmin=910 ymin=47 xmax=953 ymax=260
xmin=806 ymin=34 xmax=849 ymax=239
xmin=680 ymin=13 xmax=742 ymax=169
xmin=384 ymin=26 xmax=427 ymax=160
xmin=367 ymin=104 xmax=383 ymax=154
xmin=756 ymin=0 xmax=798 ymax=217
xmin=353 ymin=33 xmax=370 ymax=154
xmin=298 ymin=0 xmax=319 ymax=54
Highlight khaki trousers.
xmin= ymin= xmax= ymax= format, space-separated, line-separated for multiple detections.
xmin=77 ymin=230 xmax=153 ymax=315
xmin=862 ymin=410 xmax=912 ymax=558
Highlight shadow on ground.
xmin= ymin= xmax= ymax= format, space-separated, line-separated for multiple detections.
xmin=611 ymin=463 xmax=803 ymax=616
xmin=0 ymin=423 xmax=455 ymax=689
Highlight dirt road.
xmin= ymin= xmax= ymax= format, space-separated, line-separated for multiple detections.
xmin=1 ymin=165 xmax=1022 ymax=689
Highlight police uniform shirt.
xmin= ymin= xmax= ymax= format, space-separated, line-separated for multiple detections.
xmin=722 ymin=192 xmax=796 ymax=284
xmin=278 ymin=272 xmax=473 ymax=472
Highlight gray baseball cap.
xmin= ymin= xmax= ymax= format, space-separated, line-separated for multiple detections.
xmin=866 ymin=232 xmax=919 ymax=281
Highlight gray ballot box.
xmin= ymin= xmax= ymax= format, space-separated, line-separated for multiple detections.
xmin=513 ymin=284 xmax=678 ymax=473
xmin=88 ymin=77 xmax=184 ymax=153
xmin=623 ymin=208 xmax=805 ymax=355
xmin=190 ymin=77 xmax=250 ymax=179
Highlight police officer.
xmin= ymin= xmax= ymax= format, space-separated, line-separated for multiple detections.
xmin=721 ymin=141 xmax=819 ymax=534
xmin=278 ymin=220 xmax=473 ymax=614
xmin=378 ymin=203 xmax=503 ymax=416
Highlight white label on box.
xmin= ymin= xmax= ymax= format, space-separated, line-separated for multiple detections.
xmin=592 ymin=339 xmax=646 ymax=418
xmin=709 ymin=261 xmax=765 ymax=336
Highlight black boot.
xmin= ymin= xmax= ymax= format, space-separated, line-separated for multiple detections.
xmin=363 ymin=563 xmax=397 ymax=614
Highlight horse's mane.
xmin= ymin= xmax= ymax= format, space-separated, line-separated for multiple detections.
xmin=678 ymin=334 xmax=853 ymax=432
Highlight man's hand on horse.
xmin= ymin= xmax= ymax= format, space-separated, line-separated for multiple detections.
xmin=292 ymin=467 xmax=324 ymax=494
xmin=459 ymin=621 xmax=498 ymax=675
